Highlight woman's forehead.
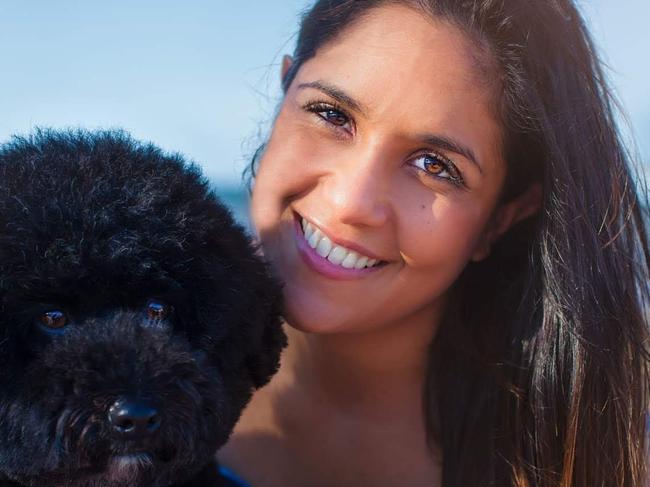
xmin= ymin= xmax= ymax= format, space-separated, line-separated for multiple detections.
xmin=302 ymin=4 xmax=494 ymax=96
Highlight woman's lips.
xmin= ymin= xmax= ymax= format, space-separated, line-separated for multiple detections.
xmin=292 ymin=213 xmax=385 ymax=281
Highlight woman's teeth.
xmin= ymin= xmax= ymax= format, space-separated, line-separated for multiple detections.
xmin=301 ymin=217 xmax=380 ymax=269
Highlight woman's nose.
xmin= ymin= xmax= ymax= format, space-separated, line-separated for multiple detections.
xmin=322 ymin=149 xmax=392 ymax=228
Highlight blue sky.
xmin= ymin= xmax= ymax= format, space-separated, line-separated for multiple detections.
xmin=1 ymin=0 xmax=648 ymax=188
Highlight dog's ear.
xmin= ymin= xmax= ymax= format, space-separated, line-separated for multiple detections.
xmin=182 ymin=196 xmax=287 ymax=390
xmin=230 ymin=259 xmax=286 ymax=389
xmin=244 ymin=300 xmax=286 ymax=389
xmin=191 ymin=248 xmax=286 ymax=390
xmin=239 ymin=254 xmax=286 ymax=388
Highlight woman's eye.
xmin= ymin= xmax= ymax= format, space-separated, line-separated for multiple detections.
xmin=39 ymin=310 xmax=68 ymax=330
xmin=306 ymin=103 xmax=353 ymax=132
xmin=319 ymin=108 xmax=349 ymax=127
xmin=145 ymin=300 xmax=172 ymax=321
xmin=410 ymin=153 xmax=464 ymax=187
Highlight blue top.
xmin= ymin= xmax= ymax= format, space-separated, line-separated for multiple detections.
xmin=219 ymin=465 xmax=252 ymax=487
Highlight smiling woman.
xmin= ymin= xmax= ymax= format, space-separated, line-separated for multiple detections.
xmin=253 ymin=7 xmax=526 ymax=338
xmin=217 ymin=1 xmax=650 ymax=486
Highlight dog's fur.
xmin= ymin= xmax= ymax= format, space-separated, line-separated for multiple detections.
xmin=0 ymin=129 xmax=285 ymax=487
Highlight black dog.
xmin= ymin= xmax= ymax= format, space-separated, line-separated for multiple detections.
xmin=0 ymin=129 xmax=285 ymax=487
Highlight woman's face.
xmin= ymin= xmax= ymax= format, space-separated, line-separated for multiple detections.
xmin=251 ymin=5 xmax=536 ymax=334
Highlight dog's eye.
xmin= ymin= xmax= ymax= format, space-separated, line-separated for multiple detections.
xmin=146 ymin=300 xmax=172 ymax=321
xmin=40 ymin=310 xmax=67 ymax=329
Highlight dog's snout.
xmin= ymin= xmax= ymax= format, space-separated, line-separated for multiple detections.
xmin=108 ymin=397 xmax=161 ymax=438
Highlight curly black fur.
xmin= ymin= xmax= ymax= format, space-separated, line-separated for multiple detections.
xmin=0 ymin=129 xmax=286 ymax=487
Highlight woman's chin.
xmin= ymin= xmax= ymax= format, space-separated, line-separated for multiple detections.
xmin=282 ymin=297 xmax=394 ymax=337
xmin=283 ymin=312 xmax=355 ymax=335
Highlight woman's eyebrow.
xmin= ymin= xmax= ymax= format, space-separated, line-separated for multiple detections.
xmin=419 ymin=134 xmax=483 ymax=174
xmin=297 ymin=80 xmax=367 ymax=116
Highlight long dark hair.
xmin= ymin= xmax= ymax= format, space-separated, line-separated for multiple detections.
xmin=248 ymin=1 xmax=650 ymax=485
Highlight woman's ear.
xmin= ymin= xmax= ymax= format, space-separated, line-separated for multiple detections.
xmin=471 ymin=182 xmax=542 ymax=262
xmin=281 ymin=55 xmax=294 ymax=84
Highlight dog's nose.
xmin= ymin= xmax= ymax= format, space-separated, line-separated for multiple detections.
xmin=108 ymin=397 xmax=161 ymax=438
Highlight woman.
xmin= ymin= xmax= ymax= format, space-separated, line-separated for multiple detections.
xmin=218 ymin=0 xmax=650 ymax=486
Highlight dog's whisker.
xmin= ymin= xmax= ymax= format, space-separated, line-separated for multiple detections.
xmin=54 ymin=408 xmax=72 ymax=451
xmin=78 ymin=419 xmax=100 ymax=450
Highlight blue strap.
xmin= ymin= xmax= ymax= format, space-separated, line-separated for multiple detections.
xmin=219 ymin=465 xmax=252 ymax=487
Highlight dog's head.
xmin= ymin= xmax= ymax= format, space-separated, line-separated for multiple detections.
xmin=0 ymin=129 xmax=285 ymax=487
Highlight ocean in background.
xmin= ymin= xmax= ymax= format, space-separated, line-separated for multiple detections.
xmin=212 ymin=183 xmax=251 ymax=230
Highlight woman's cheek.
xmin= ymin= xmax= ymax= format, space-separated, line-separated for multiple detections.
xmin=251 ymin=130 xmax=308 ymax=222
xmin=398 ymin=199 xmax=488 ymax=272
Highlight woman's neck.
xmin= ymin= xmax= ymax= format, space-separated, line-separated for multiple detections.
xmin=216 ymin=300 xmax=446 ymax=487
xmin=275 ymin=300 xmax=446 ymax=419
